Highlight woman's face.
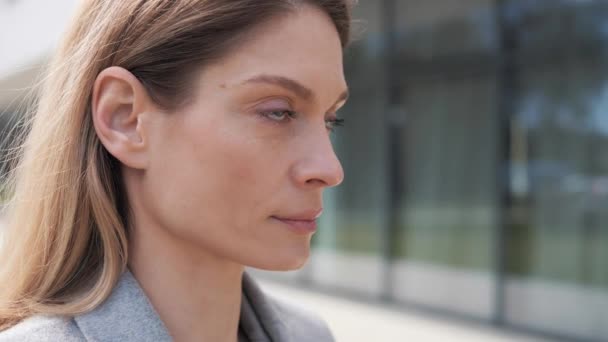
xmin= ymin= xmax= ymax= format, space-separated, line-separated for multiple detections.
xmin=139 ymin=4 xmax=347 ymax=270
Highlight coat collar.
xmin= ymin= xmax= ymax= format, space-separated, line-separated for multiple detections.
xmin=73 ymin=271 xmax=172 ymax=341
xmin=73 ymin=271 xmax=287 ymax=342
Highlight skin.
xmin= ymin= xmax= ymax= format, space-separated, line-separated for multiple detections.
xmin=92 ymin=4 xmax=347 ymax=342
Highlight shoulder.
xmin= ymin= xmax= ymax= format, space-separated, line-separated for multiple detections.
xmin=0 ymin=315 xmax=85 ymax=342
xmin=0 ymin=271 xmax=170 ymax=342
xmin=267 ymin=295 xmax=335 ymax=342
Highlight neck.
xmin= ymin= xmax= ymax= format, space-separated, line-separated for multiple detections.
xmin=128 ymin=217 xmax=244 ymax=342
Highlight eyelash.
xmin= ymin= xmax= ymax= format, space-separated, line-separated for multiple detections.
xmin=261 ymin=110 xmax=345 ymax=132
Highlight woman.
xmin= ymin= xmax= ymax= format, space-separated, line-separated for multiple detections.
xmin=0 ymin=0 xmax=352 ymax=340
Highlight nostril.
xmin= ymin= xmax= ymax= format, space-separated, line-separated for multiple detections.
xmin=306 ymin=178 xmax=328 ymax=186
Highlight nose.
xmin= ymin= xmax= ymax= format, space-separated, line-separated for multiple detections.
xmin=291 ymin=132 xmax=344 ymax=189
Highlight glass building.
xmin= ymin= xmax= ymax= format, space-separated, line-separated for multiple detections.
xmin=0 ymin=0 xmax=607 ymax=341
xmin=260 ymin=1 xmax=608 ymax=341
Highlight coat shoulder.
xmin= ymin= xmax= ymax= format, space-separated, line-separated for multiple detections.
xmin=268 ymin=296 xmax=335 ymax=342
xmin=0 ymin=315 xmax=85 ymax=342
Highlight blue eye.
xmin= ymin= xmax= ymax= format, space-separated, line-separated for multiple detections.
xmin=263 ymin=110 xmax=297 ymax=122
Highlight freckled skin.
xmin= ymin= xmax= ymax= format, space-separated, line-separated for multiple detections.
xmin=135 ymin=4 xmax=348 ymax=271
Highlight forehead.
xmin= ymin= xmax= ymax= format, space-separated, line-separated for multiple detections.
xmin=200 ymin=4 xmax=346 ymax=97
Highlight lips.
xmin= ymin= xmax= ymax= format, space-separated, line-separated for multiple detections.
xmin=272 ymin=208 xmax=323 ymax=235
xmin=276 ymin=208 xmax=323 ymax=221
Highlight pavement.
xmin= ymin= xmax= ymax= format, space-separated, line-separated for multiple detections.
xmin=257 ymin=279 xmax=554 ymax=342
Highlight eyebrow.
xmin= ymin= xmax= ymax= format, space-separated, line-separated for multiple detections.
xmin=242 ymin=74 xmax=349 ymax=107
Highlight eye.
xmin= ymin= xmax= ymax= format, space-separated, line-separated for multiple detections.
xmin=262 ymin=110 xmax=297 ymax=122
xmin=325 ymin=117 xmax=345 ymax=132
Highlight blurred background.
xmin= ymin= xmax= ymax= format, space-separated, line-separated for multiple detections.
xmin=1 ymin=0 xmax=607 ymax=341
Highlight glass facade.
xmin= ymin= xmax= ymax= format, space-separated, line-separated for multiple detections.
xmin=504 ymin=1 xmax=608 ymax=338
xmin=388 ymin=0 xmax=501 ymax=319
xmin=1 ymin=0 xmax=607 ymax=341
xmin=310 ymin=1 xmax=608 ymax=341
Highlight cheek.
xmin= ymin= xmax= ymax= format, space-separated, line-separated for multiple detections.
xmin=220 ymin=147 xmax=259 ymax=184
xmin=192 ymin=116 xmax=293 ymax=196
xmin=138 ymin=111 xmax=312 ymax=270
xmin=194 ymin=127 xmax=276 ymax=191
xmin=202 ymin=131 xmax=291 ymax=219
xmin=147 ymin=113 xmax=290 ymax=233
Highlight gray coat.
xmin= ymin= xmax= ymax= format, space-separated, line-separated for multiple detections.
xmin=0 ymin=271 xmax=334 ymax=342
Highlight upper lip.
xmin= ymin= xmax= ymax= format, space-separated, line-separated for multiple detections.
xmin=273 ymin=208 xmax=323 ymax=221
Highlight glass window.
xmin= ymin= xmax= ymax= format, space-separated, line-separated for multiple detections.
xmin=391 ymin=0 xmax=500 ymax=319
xmin=392 ymin=76 xmax=499 ymax=318
xmin=504 ymin=1 xmax=608 ymax=340
xmin=395 ymin=0 xmax=499 ymax=78
xmin=506 ymin=61 xmax=608 ymax=342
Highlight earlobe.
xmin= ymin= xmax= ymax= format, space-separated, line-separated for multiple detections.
xmin=92 ymin=66 xmax=152 ymax=170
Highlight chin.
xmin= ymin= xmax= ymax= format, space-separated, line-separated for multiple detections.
xmin=248 ymin=246 xmax=311 ymax=271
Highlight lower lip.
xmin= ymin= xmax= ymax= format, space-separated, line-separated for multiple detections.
xmin=272 ymin=217 xmax=318 ymax=235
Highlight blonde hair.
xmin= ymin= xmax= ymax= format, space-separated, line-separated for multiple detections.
xmin=0 ymin=0 xmax=351 ymax=330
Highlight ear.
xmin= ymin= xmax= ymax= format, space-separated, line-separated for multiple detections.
xmin=92 ymin=66 xmax=155 ymax=170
